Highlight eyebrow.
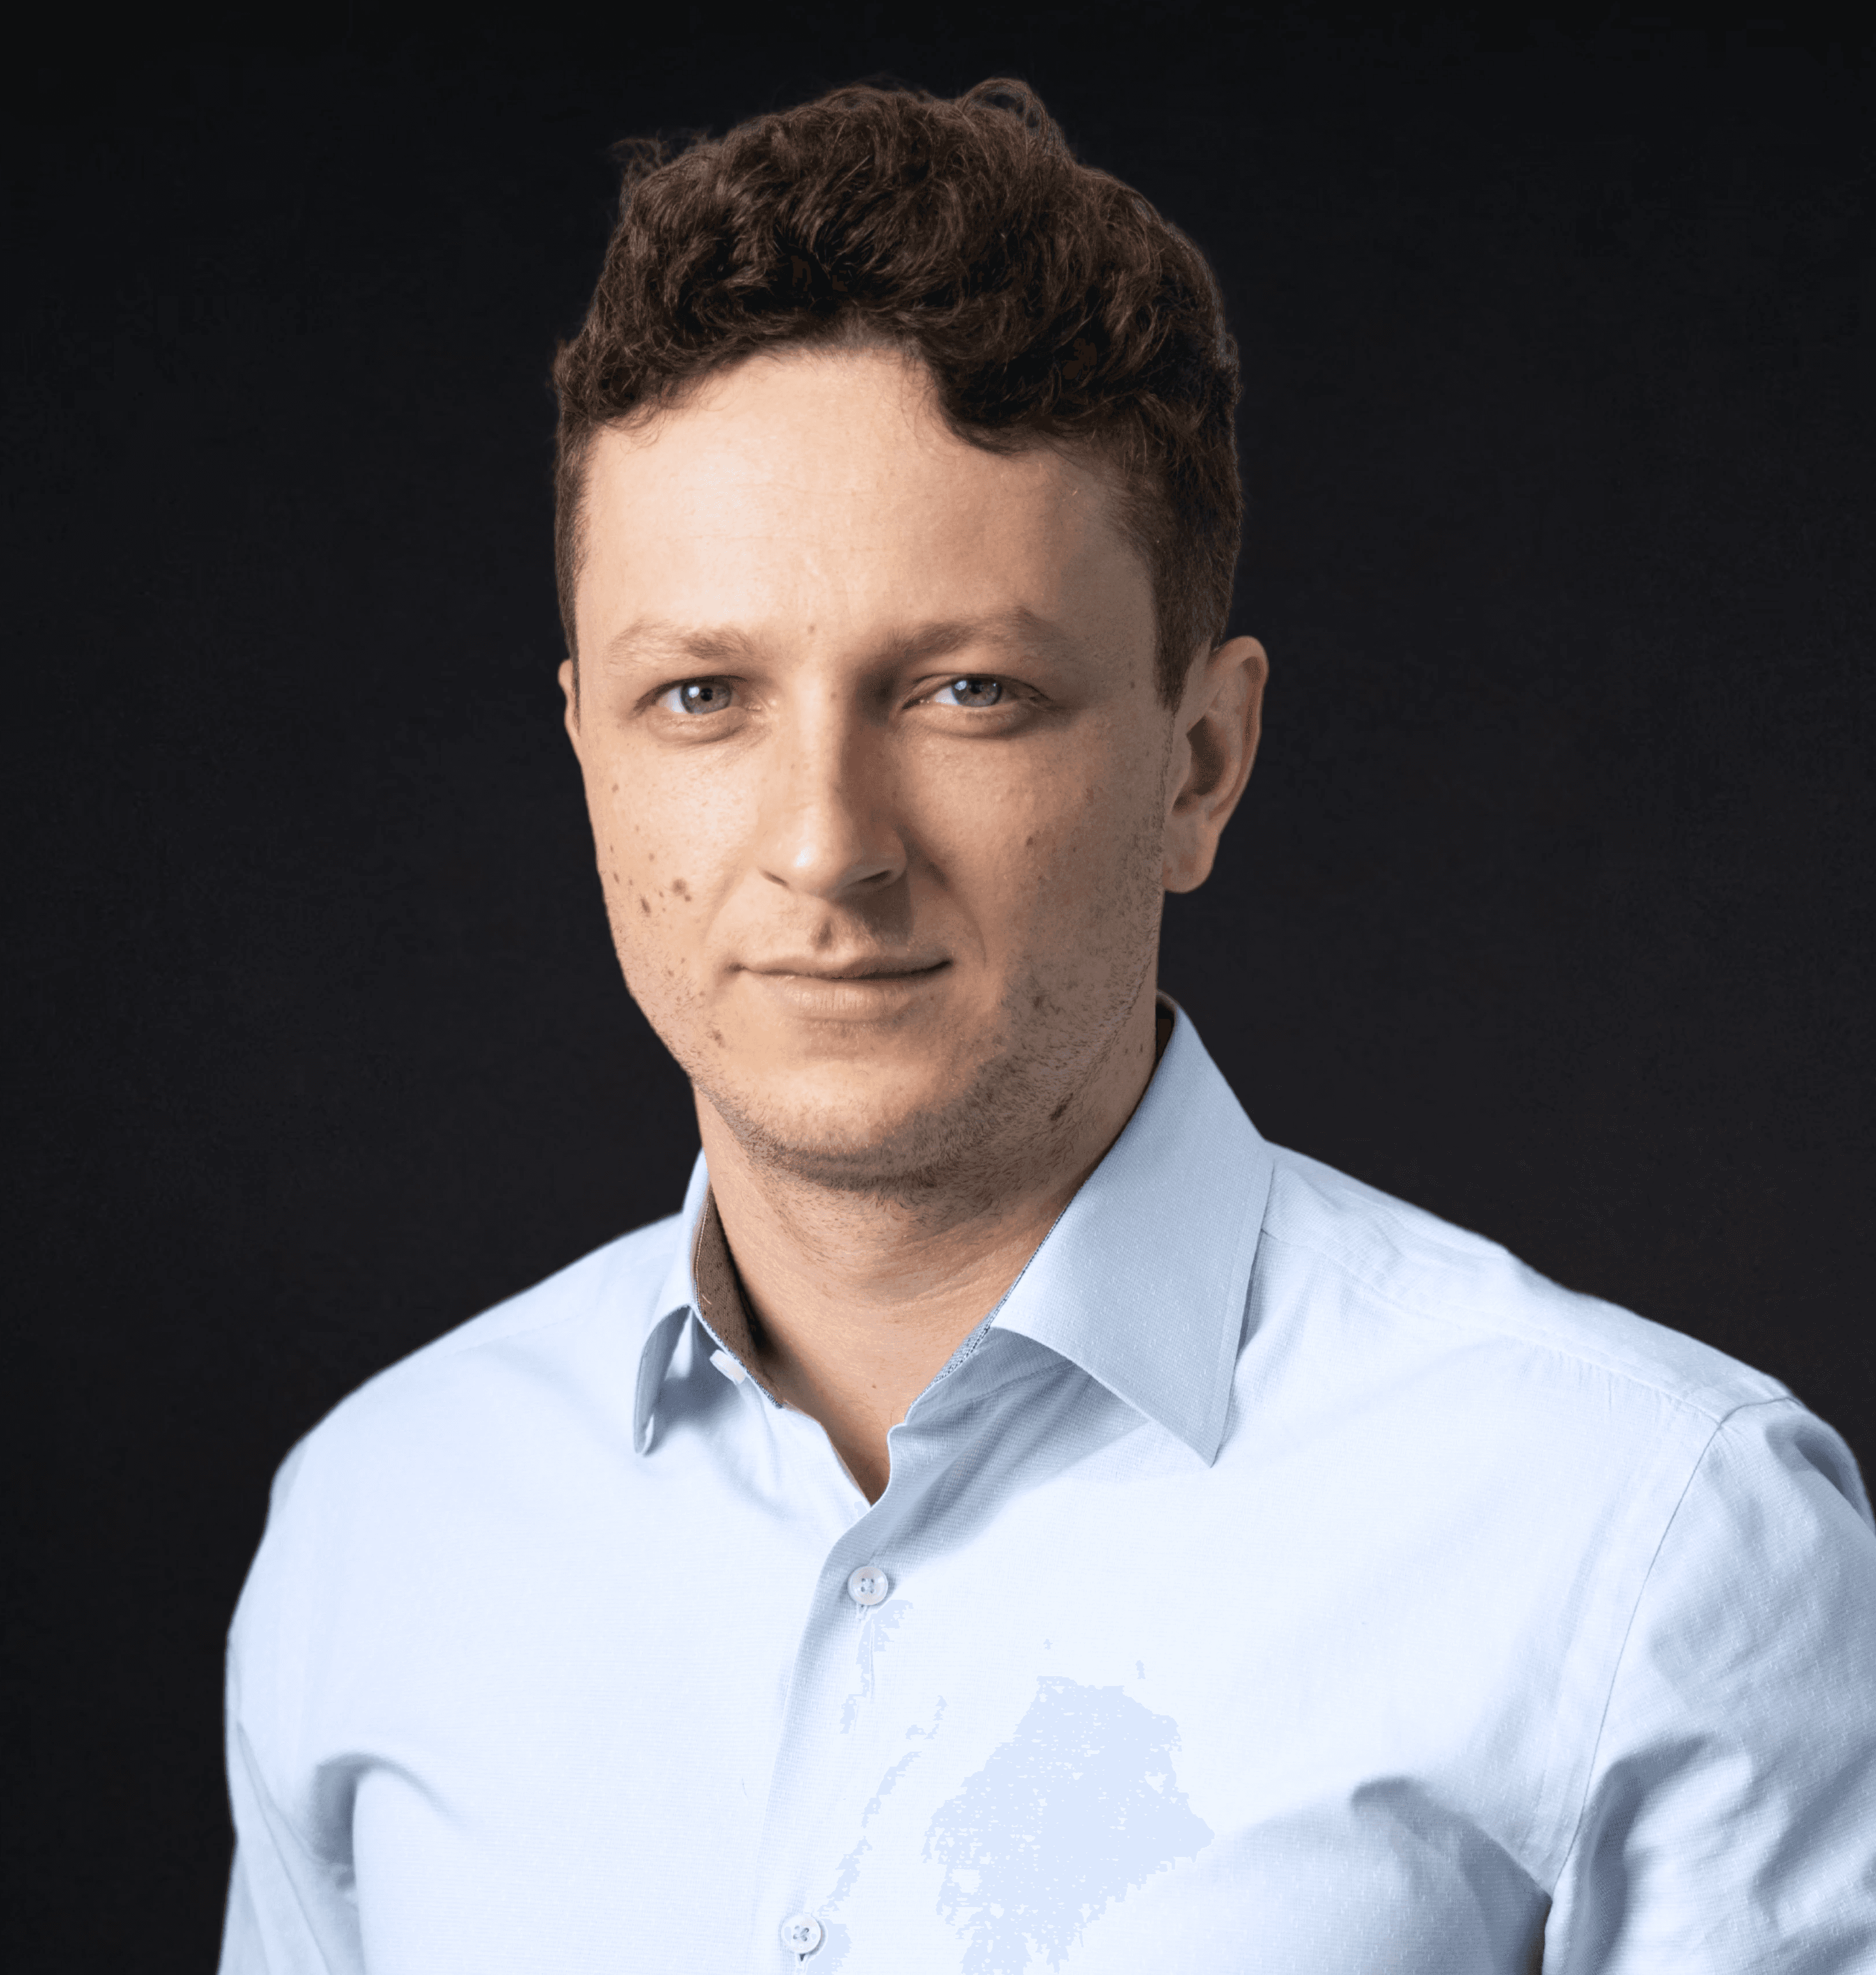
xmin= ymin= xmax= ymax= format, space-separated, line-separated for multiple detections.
xmin=598 ymin=607 xmax=1076 ymax=674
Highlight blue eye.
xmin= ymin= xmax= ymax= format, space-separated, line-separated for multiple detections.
xmin=937 ymin=676 xmax=1003 ymax=708
xmin=666 ymin=680 xmax=733 ymax=714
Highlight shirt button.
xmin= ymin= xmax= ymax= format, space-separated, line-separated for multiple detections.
xmin=779 ymin=1912 xmax=824 ymax=1955
xmin=847 ymin=1564 xmax=890 ymax=1607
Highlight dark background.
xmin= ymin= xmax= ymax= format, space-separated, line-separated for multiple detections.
xmin=9 ymin=3 xmax=1873 ymax=1964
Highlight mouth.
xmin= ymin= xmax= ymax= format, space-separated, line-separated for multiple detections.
xmin=746 ymin=959 xmax=950 ymax=982
xmin=737 ymin=958 xmax=952 ymax=1019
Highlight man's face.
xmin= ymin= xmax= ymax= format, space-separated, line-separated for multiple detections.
xmin=563 ymin=345 xmax=1193 ymax=1197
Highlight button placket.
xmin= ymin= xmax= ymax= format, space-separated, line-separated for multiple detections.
xmin=741 ymin=1377 xmax=1001 ymax=1971
xmin=741 ymin=1332 xmax=1053 ymax=1969
xmin=740 ymin=1529 xmax=898 ymax=1964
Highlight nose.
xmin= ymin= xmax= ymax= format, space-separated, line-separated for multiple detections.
xmin=755 ymin=705 xmax=907 ymax=901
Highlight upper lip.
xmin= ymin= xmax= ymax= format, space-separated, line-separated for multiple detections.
xmin=745 ymin=957 xmax=949 ymax=980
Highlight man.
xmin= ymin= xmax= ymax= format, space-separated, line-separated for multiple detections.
xmin=220 ymin=79 xmax=1876 ymax=1974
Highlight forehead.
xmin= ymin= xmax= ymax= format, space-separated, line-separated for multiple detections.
xmin=573 ymin=346 xmax=1148 ymax=650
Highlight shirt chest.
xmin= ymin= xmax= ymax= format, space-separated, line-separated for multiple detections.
xmin=323 ymin=1379 xmax=1570 ymax=1974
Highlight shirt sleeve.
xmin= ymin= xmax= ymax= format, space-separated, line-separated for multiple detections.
xmin=216 ymin=1718 xmax=366 ymax=1974
xmin=218 ymin=1444 xmax=367 ymax=1975
xmin=1546 ymin=1397 xmax=1876 ymax=1973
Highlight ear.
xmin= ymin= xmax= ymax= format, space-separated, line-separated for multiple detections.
xmin=558 ymin=657 xmax=581 ymax=749
xmin=1162 ymin=635 xmax=1268 ymax=894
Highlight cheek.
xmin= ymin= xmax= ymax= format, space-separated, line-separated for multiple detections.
xmin=586 ymin=774 xmax=711 ymax=954
xmin=923 ymin=744 xmax=1162 ymax=942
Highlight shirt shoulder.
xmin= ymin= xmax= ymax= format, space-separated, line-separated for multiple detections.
xmin=1258 ymin=1143 xmax=1795 ymax=1427
xmin=261 ymin=1209 xmax=688 ymax=1523
xmin=1246 ymin=1141 xmax=1873 ymax=1894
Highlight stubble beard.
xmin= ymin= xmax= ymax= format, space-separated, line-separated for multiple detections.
xmin=684 ymin=878 xmax=1167 ymax=1228
xmin=694 ymin=984 xmax=1107 ymax=1221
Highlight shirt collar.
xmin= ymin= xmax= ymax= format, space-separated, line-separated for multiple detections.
xmin=977 ymin=996 xmax=1272 ymax=1464
xmin=634 ymin=996 xmax=1272 ymax=1466
xmin=636 ymin=1156 xmax=710 ymax=1452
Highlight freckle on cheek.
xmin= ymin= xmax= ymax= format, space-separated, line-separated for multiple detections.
xmin=671 ymin=877 xmax=690 ymax=900
xmin=639 ymin=897 xmax=650 ymax=917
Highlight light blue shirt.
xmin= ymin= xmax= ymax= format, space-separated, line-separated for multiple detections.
xmin=220 ymin=1003 xmax=1876 ymax=1973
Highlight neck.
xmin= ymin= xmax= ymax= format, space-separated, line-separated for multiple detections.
xmin=694 ymin=992 xmax=1170 ymax=1501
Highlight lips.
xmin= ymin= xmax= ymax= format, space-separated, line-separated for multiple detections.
xmin=744 ymin=958 xmax=949 ymax=981
xmin=736 ymin=959 xmax=953 ymax=1018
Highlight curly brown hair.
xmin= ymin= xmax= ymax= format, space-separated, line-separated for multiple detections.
xmin=551 ymin=78 xmax=1242 ymax=708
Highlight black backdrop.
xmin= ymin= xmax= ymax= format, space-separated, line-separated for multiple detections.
xmin=9 ymin=6 xmax=1873 ymax=1965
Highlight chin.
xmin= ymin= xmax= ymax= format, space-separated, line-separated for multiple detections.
xmin=703 ymin=1051 xmax=1019 ymax=1197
